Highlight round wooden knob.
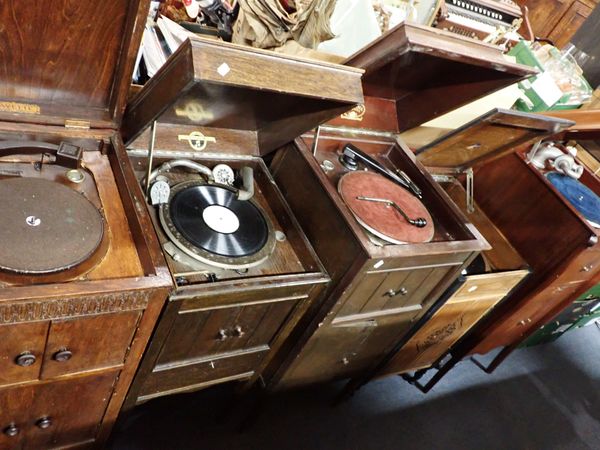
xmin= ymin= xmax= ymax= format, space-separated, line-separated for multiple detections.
xmin=233 ymin=325 xmax=245 ymax=337
xmin=3 ymin=423 xmax=19 ymax=437
xmin=15 ymin=352 xmax=36 ymax=367
xmin=53 ymin=349 xmax=72 ymax=362
xmin=36 ymin=417 xmax=52 ymax=429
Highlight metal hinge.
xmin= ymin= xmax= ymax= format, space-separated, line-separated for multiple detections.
xmin=64 ymin=119 xmax=91 ymax=129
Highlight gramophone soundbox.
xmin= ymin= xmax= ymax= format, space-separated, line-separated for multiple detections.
xmin=0 ymin=1 xmax=172 ymax=449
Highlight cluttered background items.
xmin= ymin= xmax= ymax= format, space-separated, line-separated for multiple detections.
xmin=134 ymin=0 xmax=445 ymax=83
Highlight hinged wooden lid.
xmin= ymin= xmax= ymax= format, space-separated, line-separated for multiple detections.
xmin=415 ymin=108 xmax=575 ymax=172
xmin=0 ymin=0 xmax=149 ymax=130
xmin=122 ymin=38 xmax=364 ymax=156
xmin=344 ymin=22 xmax=537 ymax=132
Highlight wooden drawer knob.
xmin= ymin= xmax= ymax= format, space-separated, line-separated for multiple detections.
xmin=53 ymin=349 xmax=73 ymax=362
xmin=36 ymin=417 xmax=52 ymax=429
xmin=385 ymin=287 xmax=408 ymax=297
xmin=233 ymin=325 xmax=245 ymax=337
xmin=3 ymin=423 xmax=19 ymax=437
xmin=15 ymin=351 xmax=36 ymax=367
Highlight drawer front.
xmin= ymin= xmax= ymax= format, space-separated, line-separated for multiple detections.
xmin=337 ymin=266 xmax=453 ymax=317
xmin=280 ymin=311 xmax=416 ymax=388
xmin=157 ymin=298 xmax=299 ymax=366
xmin=140 ymin=349 xmax=267 ymax=400
xmin=41 ymin=311 xmax=140 ymax=379
xmin=0 ymin=371 xmax=117 ymax=450
xmin=0 ymin=322 xmax=49 ymax=387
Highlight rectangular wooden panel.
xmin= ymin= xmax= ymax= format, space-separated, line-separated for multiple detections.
xmin=25 ymin=371 xmax=117 ymax=449
xmin=41 ymin=311 xmax=140 ymax=379
xmin=337 ymin=267 xmax=451 ymax=317
xmin=279 ymin=311 xmax=417 ymax=388
xmin=0 ymin=384 xmax=35 ymax=450
xmin=140 ymin=349 xmax=267 ymax=399
xmin=382 ymin=270 xmax=528 ymax=374
xmin=156 ymin=300 xmax=298 ymax=365
xmin=0 ymin=321 xmax=48 ymax=387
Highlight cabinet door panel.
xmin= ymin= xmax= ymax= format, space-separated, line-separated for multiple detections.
xmin=0 ymin=385 xmax=35 ymax=450
xmin=41 ymin=311 xmax=140 ymax=379
xmin=338 ymin=266 xmax=450 ymax=317
xmin=281 ymin=311 xmax=416 ymax=387
xmin=0 ymin=321 xmax=48 ymax=387
xmin=525 ymin=0 xmax=573 ymax=37
xmin=548 ymin=1 xmax=593 ymax=48
xmin=25 ymin=371 xmax=117 ymax=449
xmin=157 ymin=300 xmax=297 ymax=365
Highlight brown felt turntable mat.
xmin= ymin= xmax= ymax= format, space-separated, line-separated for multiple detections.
xmin=339 ymin=171 xmax=434 ymax=244
xmin=0 ymin=178 xmax=104 ymax=274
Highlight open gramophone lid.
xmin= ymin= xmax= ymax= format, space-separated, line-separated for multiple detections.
xmin=546 ymin=172 xmax=600 ymax=226
xmin=339 ymin=171 xmax=434 ymax=244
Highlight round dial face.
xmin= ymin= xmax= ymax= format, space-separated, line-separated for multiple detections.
xmin=212 ymin=164 xmax=235 ymax=186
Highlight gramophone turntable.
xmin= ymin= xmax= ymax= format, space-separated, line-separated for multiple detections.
xmin=118 ymin=36 xmax=364 ymax=408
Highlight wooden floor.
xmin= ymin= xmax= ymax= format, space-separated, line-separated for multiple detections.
xmin=110 ymin=324 xmax=600 ymax=450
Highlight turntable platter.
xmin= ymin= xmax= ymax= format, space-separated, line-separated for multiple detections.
xmin=339 ymin=171 xmax=434 ymax=244
xmin=159 ymin=181 xmax=275 ymax=269
xmin=0 ymin=178 xmax=104 ymax=274
xmin=546 ymin=172 xmax=600 ymax=227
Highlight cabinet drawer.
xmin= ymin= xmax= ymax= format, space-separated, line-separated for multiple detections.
xmin=0 ymin=371 xmax=117 ymax=450
xmin=157 ymin=298 xmax=299 ymax=366
xmin=337 ymin=266 xmax=452 ymax=317
xmin=139 ymin=348 xmax=267 ymax=401
xmin=41 ymin=311 xmax=140 ymax=379
xmin=0 ymin=322 xmax=48 ymax=387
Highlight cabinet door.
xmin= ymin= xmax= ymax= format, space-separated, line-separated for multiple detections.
xmin=41 ymin=311 xmax=140 ymax=379
xmin=0 ymin=322 xmax=48 ymax=387
xmin=524 ymin=0 xmax=573 ymax=38
xmin=156 ymin=300 xmax=297 ymax=365
xmin=281 ymin=311 xmax=417 ymax=387
xmin=24 ymin=371 xmax=117 ymax=449
xmin=0 ymin=385 xmax=35 ymax=450
xmin=548 ymin=1 xmax=593 ymax=48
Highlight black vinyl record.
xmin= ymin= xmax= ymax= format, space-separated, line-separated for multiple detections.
xmin=169 ymin=184 xmax=268 ymax=257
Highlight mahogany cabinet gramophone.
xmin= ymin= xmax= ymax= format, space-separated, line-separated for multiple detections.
xmin=0 ymin=1 xmax=172 ymax=449
xmin=118 ymin=37 xmax=364 ymax=408
xmin=376 ymin=108 xmax=600 ymax=389
xmin=435 ymin=109 xmax=600 ymax=373
xmin=268 ymin=23 xmax=539 ymax=389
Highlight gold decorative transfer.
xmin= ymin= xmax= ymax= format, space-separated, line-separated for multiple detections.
xmin=174 ymin=101 xmax=214 ymax=122
xmin=0 ymin=101 xmax=41 ymax=115
xmin=178 ymin=131 xmax=217 ymax=151
xmin=341 ymin=104 xmax=366 ymax=121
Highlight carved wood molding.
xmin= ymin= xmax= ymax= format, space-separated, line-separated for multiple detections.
xmin=0 ymin=290 xmax=150 ymax=324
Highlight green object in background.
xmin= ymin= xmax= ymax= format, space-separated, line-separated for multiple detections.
xmin=509 ymin=41 xmax=592 ymax=113
xmin=520 ymin=284 xmax=600 ymax=348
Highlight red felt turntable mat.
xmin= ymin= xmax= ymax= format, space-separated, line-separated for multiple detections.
xmin=339 ymin=171 xmax=434 ymax=244
xmin=0 ymin=178 xmax=104 ymax=274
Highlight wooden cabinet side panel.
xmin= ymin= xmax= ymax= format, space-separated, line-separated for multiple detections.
xmin=547 ymin=1 xmax=593 ymax=48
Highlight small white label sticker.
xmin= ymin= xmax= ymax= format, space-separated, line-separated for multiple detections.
xmin=373 ymin=260 xmax=384 ymax=269
xmin=217 ymin=63 xmax=230 ymax=77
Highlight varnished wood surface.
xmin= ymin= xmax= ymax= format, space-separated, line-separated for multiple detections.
xmin=455 ymin=150 xmax=600 ymax=354
xmin=0 ymin=322 xmax=48 ymax=387
xmin=269 ymin=131 xmax=487 ymax=388
xmin=344 ymin=22 xmax=536 ymax=132
xmin=122 ymin=38 xmax=364 ymax=153
xmin=0 ymin=0 xmax=149 ymax=128
xmin=443 ymin=181 xmax=527 ymax=271
xmin=0 ymin=370 xmax=118 ymax=449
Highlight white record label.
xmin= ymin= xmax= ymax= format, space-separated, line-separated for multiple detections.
xmin=202 ymin=205 xmax=240 ymax=234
